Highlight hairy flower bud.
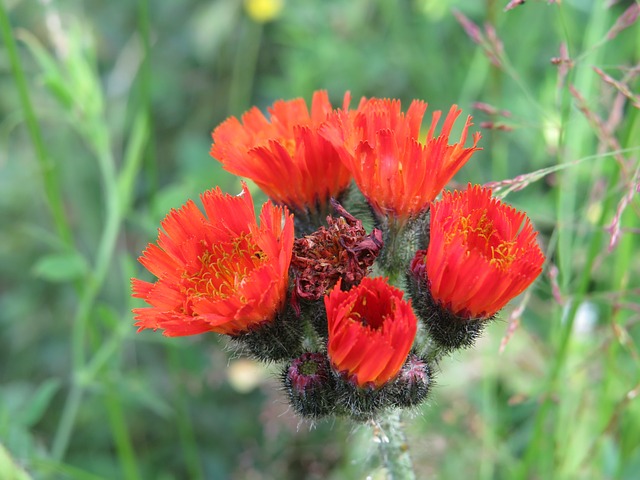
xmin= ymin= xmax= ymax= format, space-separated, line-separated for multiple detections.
xmin=283 ymin=352 xmax=336 ymax=418
xmin=231 ymin=297 xmax=304 ymax=362
xmin=387 ymin=354 xmax=433 ymax=408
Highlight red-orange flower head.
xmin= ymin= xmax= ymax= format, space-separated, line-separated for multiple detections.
xmin=131 ymin=184 xmax=294 ymax=337
xmin=413 ymin=184 xmax=544 ymax=319
xmin=210 ymin=91 xmax=353 ymax=215
xmin=325 ymin=277 xmax=417 ymax=389
xmin=321 ymin=98 xmax=481 ymax=225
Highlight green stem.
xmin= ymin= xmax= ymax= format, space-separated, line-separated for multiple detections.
xmin=136 ymin=0 xmax=158 ymax=199
xmin=52 ymin=107 xmax=147 ymax=462
xmin=52 ymin=147 xmax=123 ymax=460
xmin=104 ymin=385 xmax=142 ymax=480
xmin=169 ymin=347 xmax=204 ymax=480
xmin=480 ymin=363 xmax=497 ymax=480
xmin=228 ymin=17 xmax=263 ymax=115
xmin=379 ymin=220 xmax=412 ymax=286
xmin=0 ymin=0 xmax=73 ymax=247
xmin=51 ymin=384 xmax=84 ymax=460
xmin=374 ymin=410 xmax=416 ymax=480
xmin=51 ymin=170 xmax=120 ymax=460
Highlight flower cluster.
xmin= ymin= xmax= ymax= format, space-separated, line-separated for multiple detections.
xmin=132 ymin=91 xmax=545 ymax=420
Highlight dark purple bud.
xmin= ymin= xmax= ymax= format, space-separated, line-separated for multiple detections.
xmin=283 ymin=352 xmax=336 ymax=418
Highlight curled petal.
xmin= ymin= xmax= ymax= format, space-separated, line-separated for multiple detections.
xmin=325 ymin=277 xmax=417 ymax=388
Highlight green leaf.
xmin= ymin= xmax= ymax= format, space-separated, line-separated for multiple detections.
xmin=0 ymin=444 xmax=32 ymax=480
xmin=16 ymin=379 xmax=61 ymax=428
xmin=32 ymin=252 xmax=88 ymax=282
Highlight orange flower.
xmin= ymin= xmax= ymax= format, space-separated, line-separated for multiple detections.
xmin=413 ymin=184 xmax=544 ymax=318
xmin=325 ymin=277 xmax=417 ymax=388
xmin=131 ymin=184 xmax=294 ymax=336
xmin=321 ymin=98 xmax=481 ymax=224
xmin=210 ymin=91 xmax=352 ymax=215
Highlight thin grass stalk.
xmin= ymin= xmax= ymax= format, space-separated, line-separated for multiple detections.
xmin=480 ymin=358 xmax=498 ymax=480
xmin=519 ymin=185 xmax=616 ymax=478
xmin=0 ymin=0 xmax=73 ymax=247
xmin=228 ymin=17 xmax=263 ymax=115
xmin=136 ymin=0 xmax=158 ymax=199
xmin=104 ymin=387 xmax=142 ymax=480
xmin=169 ymin=346 xmax=204 ymax=480
xmin=517 ymin=4 xmax=612 ymax=477
xmin=53 ymin=106 xmax=148 ymax=460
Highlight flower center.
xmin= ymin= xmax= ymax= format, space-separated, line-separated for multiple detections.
xmin=446 ymin=211 xmax=517 ymax=271
xmin=281 ymin=137 xmax=297 ymax=157
xmin=299 ymin=359 xmax=320 ymax=376
xmin=349 ymin=294 xmax=390 ymax=330
xmin=184 ymin=232 xmax=268 ymax=301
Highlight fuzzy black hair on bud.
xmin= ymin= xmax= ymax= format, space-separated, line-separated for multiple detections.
xmin=330 ymin=353 xmax=434 ymax=421
xmin=282 ymin=352 xmax=337 ymax=419
xmin=407 ymin=270 xmax=489 ymax=356
xmin=331 ymin=373 xmax=387 ymax=422
xmin=387 ymin=354 xmax=433 ymax=408
xmin=230 ymin=297 xmax=304 ymax=362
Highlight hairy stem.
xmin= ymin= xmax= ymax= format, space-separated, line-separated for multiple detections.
xmin=374 ymin=410 xmax=416 ymax=480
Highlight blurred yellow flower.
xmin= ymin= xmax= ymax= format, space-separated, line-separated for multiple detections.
xmin=244 ymin=0 xmax=284 ymax=23
xmin=227 ymin=358 xmax=266 ymax=393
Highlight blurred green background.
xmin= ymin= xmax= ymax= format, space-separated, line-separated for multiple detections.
xmin=1 ymin=0 xmax=639 ymax=478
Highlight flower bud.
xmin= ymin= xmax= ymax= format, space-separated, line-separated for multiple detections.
xmin=283 ymin=352 xmax=336 ymax=419
xmin=330 ymin=354 xmax=433 ymax=420
xmin=387 ymin=354 xmax=433 ymax=408
xmin=325 ymin=277 xmax=417 ymax=389
xmin=324 ymin=277 xmax=418 ymax=420
xmin=408 ymin=249 xmax=487 ymax=353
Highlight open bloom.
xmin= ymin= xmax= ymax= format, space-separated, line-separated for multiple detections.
xmin=211 ymin=90 xmax=352 ymax=215
xmin=412 ymin=184 xmax=544 ymax=318
xmin=321 ymin=98 xmax=481 ymax=224
xmin=325 ymin=277 xmax=417 ymax=388
xmin=132 ymin=184 xmax=294 ymax=336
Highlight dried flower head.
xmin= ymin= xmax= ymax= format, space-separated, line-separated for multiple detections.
xmin=290 ymin=202 xmax=383 ymax=303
